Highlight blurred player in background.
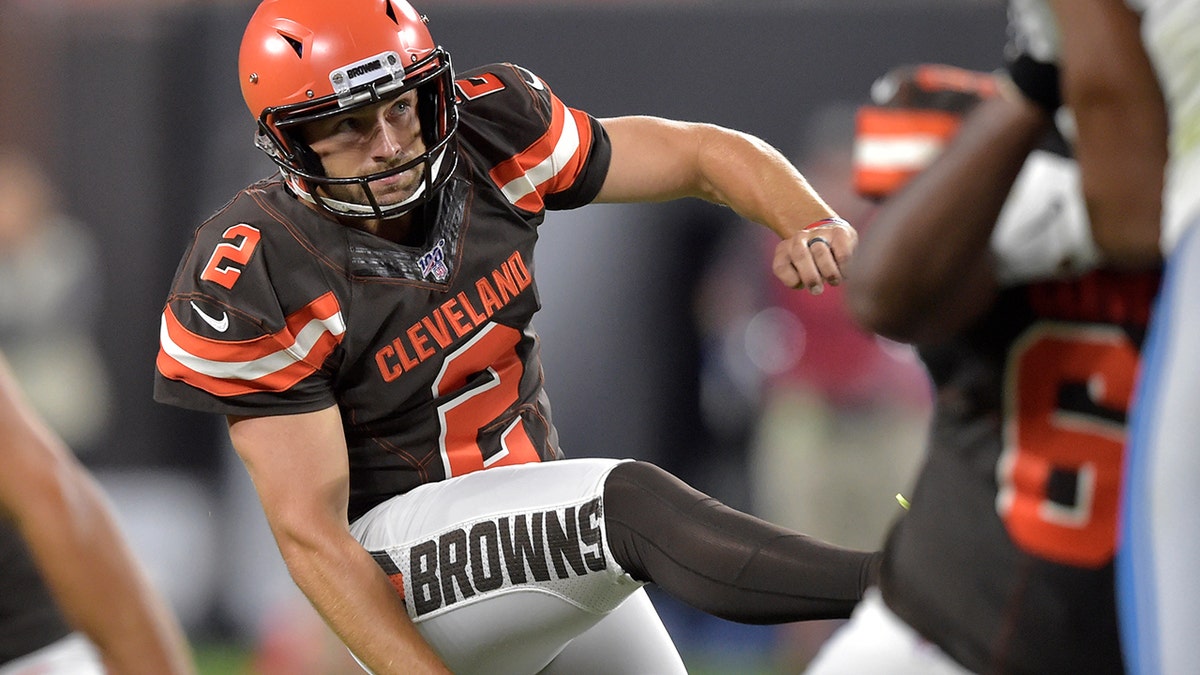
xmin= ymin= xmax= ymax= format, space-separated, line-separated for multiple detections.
xmin=1050 ymin=0 xmax=1200 ymax=672
xmin=0 ymin=348 xmax=194 ymax=675
xmin=154 ymin=1 xmax=881 ymax=673
xmin=805 ymin=11 xmax=1161 ymax=668
xmin=0 ymin=149 xmax=113 ymax=456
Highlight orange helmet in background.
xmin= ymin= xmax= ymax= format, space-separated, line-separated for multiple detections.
xmin=238 ymin=0 xmax=458 ymax=219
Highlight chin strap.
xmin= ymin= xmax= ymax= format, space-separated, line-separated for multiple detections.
xmin=286 ymin=148 xmax=448 ymax=219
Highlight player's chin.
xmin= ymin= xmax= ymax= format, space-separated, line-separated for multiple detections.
xmin=369 ymin=185 xmax=418 ymax=207
xmin=374 ymin=176 xmax=427 ymax=201
xmin=368 ymin=174 xmax=423 ymax=204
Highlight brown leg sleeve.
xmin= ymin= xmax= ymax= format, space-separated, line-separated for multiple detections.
xmin=602 ymin=460 xmax=881 ymax=624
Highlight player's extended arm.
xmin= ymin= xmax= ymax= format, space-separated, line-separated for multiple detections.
xmin=1049 ymin=0 xmax=1166 ymax=269
xmin=227 ymin=406 xmax=451 ymax=675
xmin=596 ymin=115 xmax=856 ymax=295
xmin=846 ymin=91 xmax=1050 ymax=343
xmin=0 ymin=351 xmax=195 ymax=675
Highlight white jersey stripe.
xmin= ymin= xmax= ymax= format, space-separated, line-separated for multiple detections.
xmin=159 ymin=311 xmax=347 ymax=382
xmin=498 ymin=99 xmax=581 ymax=206
xmin=854 ymin=135 xmax=948 ymax=171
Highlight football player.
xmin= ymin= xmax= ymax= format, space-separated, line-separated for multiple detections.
xmin=804 ymin=7 xmax=1161 ymax=669
xmin=153 ymin=1 xmax=878 ymax=673
xmin=0 ymin=348 xmax=194 ymax=675
xmin=1072 ymin=0 xmax=1200 ymax=672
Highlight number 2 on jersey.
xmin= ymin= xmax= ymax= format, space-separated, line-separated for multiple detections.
xmin=201 ymin=223 xmax=261 ymax=290
xmin=997 ymin=324 xmax=1138 ymax=568
xmin=434 ymin=323 xmax=540 ymax=477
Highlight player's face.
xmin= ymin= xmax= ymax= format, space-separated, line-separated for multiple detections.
xmin=300 ymin=90 xmax=427 ymax=207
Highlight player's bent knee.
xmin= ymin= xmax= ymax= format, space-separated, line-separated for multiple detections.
xmin=602 ymin=460 xmax=709 ymax=581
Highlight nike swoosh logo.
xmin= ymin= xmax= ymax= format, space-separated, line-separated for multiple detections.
xmin=190 ymin=301 xmax=229 ymax=332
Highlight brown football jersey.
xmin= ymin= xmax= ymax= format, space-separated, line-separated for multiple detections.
xmin=881 ymin=270 xmax=1160 ymax=674
xmin=155 ymin=64 xmax=611 ymax=521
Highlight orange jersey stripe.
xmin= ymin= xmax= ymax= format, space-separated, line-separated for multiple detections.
xmin=856 ymin=107 xmax=962 ymax=138
xmin=854 ymin=107 xmax=964 ymax=197
xmin=489 ymin=96 xmax=594 ymax=212
xmin=157 ymin=292 xmax=345 ymax=397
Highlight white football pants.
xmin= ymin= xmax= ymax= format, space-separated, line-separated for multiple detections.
xmin=349 ymin=458 xmax=686 ymax=675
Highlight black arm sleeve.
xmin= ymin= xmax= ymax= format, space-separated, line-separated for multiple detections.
xmin=1006 ymin=53 xmax=1062 ymax=114
xmin=602 ymin=461 xmax=881 ymax=624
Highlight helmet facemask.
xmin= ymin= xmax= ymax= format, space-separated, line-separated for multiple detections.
xmin=255 ymin=48 xmax=459 ymax=221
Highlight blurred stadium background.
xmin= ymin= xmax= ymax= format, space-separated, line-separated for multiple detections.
xmin=1 ymin=0 xmax=1005 ymax=672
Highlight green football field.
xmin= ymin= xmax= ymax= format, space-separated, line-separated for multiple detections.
xmin=194 ymin=643 xmax=791 ymax=674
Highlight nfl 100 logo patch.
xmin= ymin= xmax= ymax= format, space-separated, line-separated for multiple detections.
xmin=419 ymin=238 xmax=450 ymax=282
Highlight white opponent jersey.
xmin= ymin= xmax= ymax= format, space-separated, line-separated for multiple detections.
xmin=1127 ymin=0 xmax=1200 ymax=252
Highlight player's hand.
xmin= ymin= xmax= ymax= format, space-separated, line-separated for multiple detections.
xmin=773 ymin=218 xmax=857 ymax=295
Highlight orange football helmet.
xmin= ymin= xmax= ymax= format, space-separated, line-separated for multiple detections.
xmin=238 ymin=0 xmax=458 ymax=219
